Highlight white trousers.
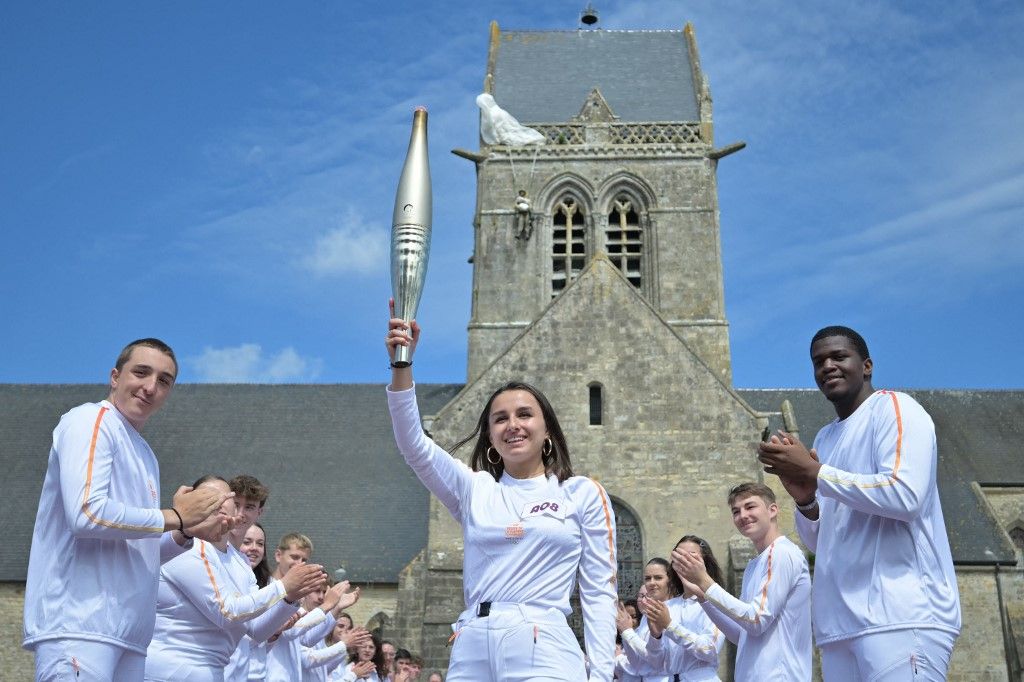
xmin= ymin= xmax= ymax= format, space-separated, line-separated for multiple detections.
xmin=820 ymin=628 xmax=956 ymax=681
xmin=34 ymin=639 xmax=146 ymax=682
xmin=447 ymin=603 xmax=586 ymax=682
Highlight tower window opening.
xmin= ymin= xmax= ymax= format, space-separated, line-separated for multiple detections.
xmin=552 ymin=197 xmax=587 ymax=296
xmin=607 ymin=196 xmax=642 ymax=288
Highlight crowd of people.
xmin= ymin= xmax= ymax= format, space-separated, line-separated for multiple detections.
xmin=22 ymin=318 xmax=961 ymax=681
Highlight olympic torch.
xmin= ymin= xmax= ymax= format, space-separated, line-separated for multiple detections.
xmin=390 ymin=106 xmax=432 ymax=367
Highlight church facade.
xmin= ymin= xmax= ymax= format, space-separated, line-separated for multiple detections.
xmin=1 ymin=16 xmax=1022 ymax=682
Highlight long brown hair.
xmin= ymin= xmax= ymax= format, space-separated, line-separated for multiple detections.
xmin=452 ymin=381 xmax=573 ymax=482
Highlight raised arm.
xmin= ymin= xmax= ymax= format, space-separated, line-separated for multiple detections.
xmin=385 ymin=304 xmax=474 ymax=519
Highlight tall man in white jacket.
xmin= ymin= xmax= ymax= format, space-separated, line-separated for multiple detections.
xmin=758 ymin=326 xmax=960 ymax=680
xmin=24 ymin=338 xmax=233 ymax=681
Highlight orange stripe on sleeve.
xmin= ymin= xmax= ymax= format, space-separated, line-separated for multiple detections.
xmin=817 ymin=390 xmax=905 ymax=490
xmin=80 ymin=406 xmax=164 ymax=534
xmin=755 ymin=543 xmax=775 ymax=623
xmin=200 ymin=541 xmax=280 ymax=621
xmin=590 ymin=478 xmax=617 ymax=581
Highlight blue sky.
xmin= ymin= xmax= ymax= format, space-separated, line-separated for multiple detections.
xmin=2 ymin=1 xmax=1022 ymax=389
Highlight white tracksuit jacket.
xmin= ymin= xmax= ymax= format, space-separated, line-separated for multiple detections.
xmin=645 ymin=596 xmax=724 ymax=681
xmin=144 ymin=541 xmax=297 ymax=679
xmin=700 ymin=536 xmax=811 ymax=681
xmin=795 ymin=390 xmax=961 ymax=644
xmin=388 ymin=385 xmax=618 ymax=681
xmin=24 ymin=400 xmax=188 ymax=654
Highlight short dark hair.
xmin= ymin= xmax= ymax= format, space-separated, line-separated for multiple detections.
xmin=727 ymin=481 xmax=776 ymax=507
xmin=395 ymin=648 xmax=412 ymax=662
xmin=115 ymin=338 xmax=178 ymax=375
xmin=229 ymin=475 xmax=269 ymax=506
xmin=811 ymin=326 xmax=869 ymax=361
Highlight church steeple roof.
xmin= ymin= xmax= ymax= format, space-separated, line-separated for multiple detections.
xmin=488 ymin=25 xmax=702 ymax=124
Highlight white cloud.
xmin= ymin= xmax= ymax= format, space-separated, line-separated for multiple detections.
xmin=302 ymin=208 xmax=388 ymax=277
xmin=188 ymin=344 xmax=324 ymax=383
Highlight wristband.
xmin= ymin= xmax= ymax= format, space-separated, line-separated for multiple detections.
xmin=796 ymin=497 xmax=818 ymax=512
xmin=390 ymin=360 xmax=412 ymax=368
xmin=171 ymin=507 xmax=185 ymax=531
xmin=171 ymin=507 xmax=193 ymax=539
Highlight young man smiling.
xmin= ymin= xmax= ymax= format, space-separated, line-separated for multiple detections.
xmin=24 ymin=338 xmax=233 ymax=681
xmin=758 ymin=326 xmax=960 ymax=680
xmin=673 ymin=482 xmax=811 ymax=681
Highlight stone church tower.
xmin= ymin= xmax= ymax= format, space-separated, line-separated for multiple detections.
xmin=392 ymin=20 xmax=770 ymax=671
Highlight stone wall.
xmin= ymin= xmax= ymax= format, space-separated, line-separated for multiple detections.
xmin=949 ymin=567 xmax=1011 ymax=681
xmin=0 ymin=583 xmax=34 ymax=679
xmin=468 ymin=148 xmax=732 ymax=384
xmin=345 ymin=583 xmax=399 ymax=639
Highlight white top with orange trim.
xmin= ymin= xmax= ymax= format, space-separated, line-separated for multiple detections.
xmin=144 ymin=541 xmax=297 ymax=677
xmin=619 ymin=615 xmax=669 ymax=681
xmin=795 ymin=390 xmax=961 ymax=644
xmin=388 ymin=385 xmax=619 ymax=681
xmin=23 ymin=400 xmax=188 ymax=653
xmin=266 ymin=606 xmax=337 ymax=682
xmin=646 ymin=596 xmax=724 ymax=681
xmin=700 ymin=536 xmax=811 ymax=681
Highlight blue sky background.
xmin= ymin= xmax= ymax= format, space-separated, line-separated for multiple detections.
xmin=2 ymin=1 xmax=1022 ymax=389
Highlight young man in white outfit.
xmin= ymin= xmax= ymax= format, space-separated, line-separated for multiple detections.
xmin=758 ymin=326 xmax=960 ymax=680
xmin=674 ymin=482 xmax=811 ymax=681
xmin=23 ymin=338 xmax=234 ymax=681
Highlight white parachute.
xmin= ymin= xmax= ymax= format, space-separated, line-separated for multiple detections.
xmin=476 ymin=93 xmax=546 ymax=146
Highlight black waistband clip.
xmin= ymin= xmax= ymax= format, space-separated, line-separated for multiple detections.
xmin=477 ymin=601 xmax=491 ymax=617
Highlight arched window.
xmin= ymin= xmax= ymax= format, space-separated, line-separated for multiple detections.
xmin=366 ymin=611 xmax=390 ymax=640
xmin=588 ymin=383 xmax=603 ymax=426
xmin=552 ymin=196 xmax=587 ymax=296
xmin=606 ymin=194 xmax=642 ymax=288
xmin=1010 ymin=525 xmax=1024 ymax=554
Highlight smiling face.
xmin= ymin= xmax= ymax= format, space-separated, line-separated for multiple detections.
xmin=487 ymin=389 xmax=549 ymax=478
xmin=730 ymin=493 xmax=778 ymax=550
xmin=240 ymin=524 xmax=266 ymax=568
xmin=235 ymin=496 xmax=264 ymax=535
xmin=274 ymin=543 xmax=310 ymax=575
xmin=811 ymin=335 xmax=873 ymax=418
xmin=107 ymin=345 xmax=177 ymax=430
xmin=642 ymin=561 xmax=675 ymax=602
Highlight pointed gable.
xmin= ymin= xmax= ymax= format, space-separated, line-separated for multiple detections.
xmin=430 ymin=256 xmax=766 ymax=558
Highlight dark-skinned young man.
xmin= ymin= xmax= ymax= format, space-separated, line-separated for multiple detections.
xmin=757 ymin=326 xmax=960 ymax=681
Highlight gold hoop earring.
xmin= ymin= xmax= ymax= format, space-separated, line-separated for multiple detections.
xmin=486 ymin=446 xmax=501 ymax=465
xmin=542 ymin=437 xmax=553 ymax=458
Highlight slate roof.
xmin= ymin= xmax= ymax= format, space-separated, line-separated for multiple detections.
xmin=491 ymin=29 xmax=700 ymax=123
xmin=2 ymin=384 xmax=1018 ymax=581
xmin=738 ymin=388 xmax=1021 ymax=566
xmin=0 ymin=383 xmax=460 ymax=583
